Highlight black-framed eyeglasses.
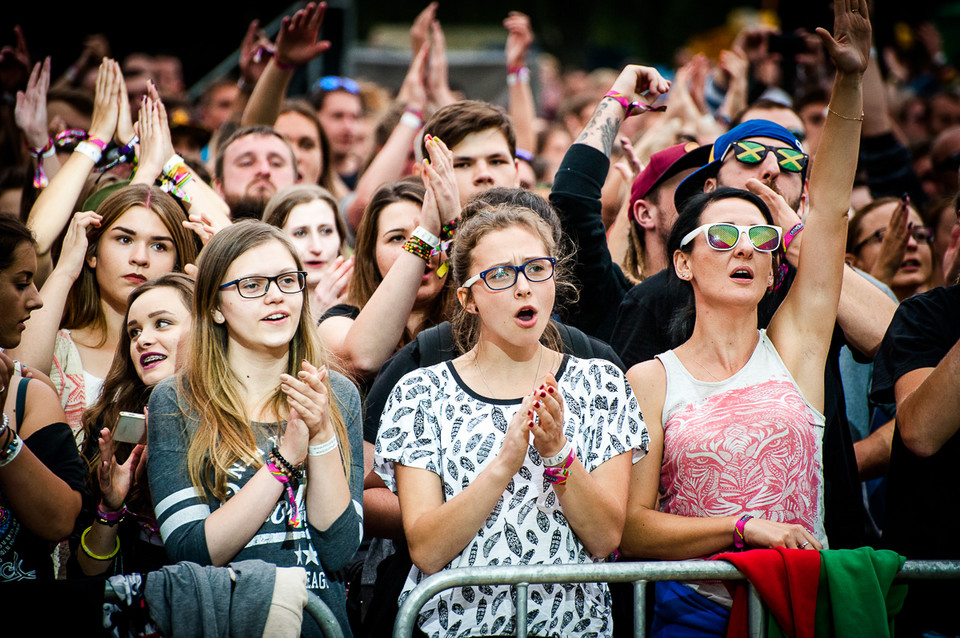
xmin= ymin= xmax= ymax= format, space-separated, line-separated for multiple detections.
xmin=460 ymin=257 xmax=556 ymax=291
xmin=851 ymin=224 xmax=933 ymax=253
xmin=722 ymin=140 xmax=809 ymax=173
xmin=313 ymin=76 xmax=360 ymax=94
xmin=219 ymin=271 xmax=307 ymax=299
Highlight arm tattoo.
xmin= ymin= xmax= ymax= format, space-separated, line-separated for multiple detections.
xmin=574 ymin=100 xmax=623 ymax=157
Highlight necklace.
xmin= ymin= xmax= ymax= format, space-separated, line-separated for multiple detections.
xmin=473 ymin=344 xmax=544 ymax=399
xmin=693 ymin=358 xmax=723 ymax=382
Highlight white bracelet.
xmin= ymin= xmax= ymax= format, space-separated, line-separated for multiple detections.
xmin=74 ymin=141 xmax=102 ymax=164
xmin=541 ymin=439 xmax=573 ymax=467
xmin=412 ymin=226 xmax=441 ymax=250
xmin=308 ymin=436 xmax=339 ymax=456
xmin=0 ymin=432 xmax=23 ymax=468
xmin=400 ymin=112 xmax=423 ymax=129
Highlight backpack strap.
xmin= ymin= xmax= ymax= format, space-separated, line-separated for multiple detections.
xmin=415 ymin=322 xmax=457 ymax=368
xmin=556 ymin=322 xmax=593 ymax=358
xmin=15 ymin=376 xmax=30 ymax=432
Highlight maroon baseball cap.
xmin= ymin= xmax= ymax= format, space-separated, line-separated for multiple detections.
xmin=628 ymin=142 xmax=710 ymax=222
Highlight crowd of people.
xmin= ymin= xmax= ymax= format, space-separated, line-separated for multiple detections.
xmin=1 ymin=0 xmax=959 ymax=636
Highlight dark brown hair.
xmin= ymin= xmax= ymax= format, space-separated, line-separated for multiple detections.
xmin=421 ymin=100 xmax=516 ymax=161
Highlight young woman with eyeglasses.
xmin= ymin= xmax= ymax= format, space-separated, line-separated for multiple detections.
xmin=620 ymin=3 xmax=870 ymax=634
xmin=846 ymin=196 xmax=933 ymax=300
xmin=374 ymin=205 xmax=646 ymax=638
xmin=146 ymin=221 xmax=363 ymax=637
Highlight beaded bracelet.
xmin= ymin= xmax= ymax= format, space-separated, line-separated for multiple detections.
xmin=402 ymin=236 xmax=433 ymax=262
xmin=266 ymin=461 xmax=302 ymax=528
xmin=270 ymin=446 xmax=303 ymax=481
xmin=439 ymin=218 xmax=459 ymax=241
xmin=96 ymin=502 xmax=127 ymax=527
xmin=80 ymin=525 xmax=120 ymax=561
xmin=412 ymin=226 xmax=441 ymax=250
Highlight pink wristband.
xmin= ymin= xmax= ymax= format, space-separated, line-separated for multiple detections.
xmin=734 ymin=514 xmax=753 ymax=550
xmin=274 ymin=58 xmax=296 ymax=71
xmin=86 ymin=136 xmax=108 ymax=151
xmin=783 ymin=222 xmax=803 ymax=251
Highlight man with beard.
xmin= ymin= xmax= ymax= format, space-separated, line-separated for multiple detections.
xmin=611 ymin=119 xmax=899 ymax=552
xmin=213 ymin=125 xmax=298 ymax=220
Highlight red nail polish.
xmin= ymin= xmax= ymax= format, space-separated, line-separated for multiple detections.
xmin=547 ymin=387 xmax=555 ymax=394
xmin=539 ymin=391 xmax=546 ymax=398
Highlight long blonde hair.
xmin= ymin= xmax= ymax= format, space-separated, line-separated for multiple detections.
xmin=180 ymin=220 xmax=351 ymax=501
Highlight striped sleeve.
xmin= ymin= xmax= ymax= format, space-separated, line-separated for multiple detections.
xmin=147 ymin=378 xmax=213 ymax=565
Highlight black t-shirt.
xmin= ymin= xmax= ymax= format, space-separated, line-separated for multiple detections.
xmin=0 ymin=385 xmax=86 ymax=581
xmin=610 ymin=266 xmax=867 ymax=549
xmin=871 ymin=284 xmax=960 ymax=635
xmin=319 ymin=303 xmax=360 ymax=324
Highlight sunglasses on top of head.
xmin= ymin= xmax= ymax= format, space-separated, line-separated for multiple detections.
xmin=314 ymin=76 xmax=361 ymax=94
xmin=722 ymin=140 xmax=808 ymax=174
xmin=680 ymin=223 xmax=783 ymax=252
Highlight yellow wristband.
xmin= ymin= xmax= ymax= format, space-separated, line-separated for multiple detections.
xmin=80 ymin=525 xmax=120 ymax=561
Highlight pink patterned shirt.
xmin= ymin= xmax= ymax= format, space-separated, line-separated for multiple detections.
xmin=656 ymin=330 xmax=827 ymax=547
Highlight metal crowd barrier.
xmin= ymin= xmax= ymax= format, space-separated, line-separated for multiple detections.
xmin=393 ymin=559 xmax=960 ymax=638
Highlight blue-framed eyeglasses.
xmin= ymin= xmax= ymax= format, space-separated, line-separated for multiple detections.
xmin=219 ymin=271 xmax=307 ymax=299
xmin=460 ymin=257 xmax=556 ymax=291
xmin=313 ymin=76 xmax=360 ymax=94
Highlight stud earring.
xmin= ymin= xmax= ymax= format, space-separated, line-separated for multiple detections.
xmin=212 ymin=309 xmax=225 ymax=324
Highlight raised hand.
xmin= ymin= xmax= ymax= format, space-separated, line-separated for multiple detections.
xmin=397 ymin=42 xmax=429 ymax=111
xmin=503 ymin=12 xmax=534 ymax=70
xmin=529 ymin=373 xmax=566 ymax=461
xmin=426 ymin=19 xmax=455 ymax=108
xmin=15 ymin=57 xmax=51 ymax=149
xmin=115 ymin=68 xmax=136 ymax=146
xmin=89 ymin=59 xmax=122 ymax=143
xmin=422 ymin=134 xmax=460 ymax=224
xmin=0 ymin=26 xmax=31 ymax=93
xmin=311 ymin=255 xmax=354 ymax=316
xmin=239 ymin=19 xmax=275 ymax=86
xmin=410 ymin=3 xmax=438 ymax=56
xmin=869 ymin=198 xmax=910 ymax=285
xmin=942 ymin=224 xmax=960 ymax=286
xmin=816 ymin=0 xmax=871 ymax=76
xmin=97 ymin=426 xmax=146 ymax=511
xmin=610 ymin=64 xmax=671 ymax=106
xmin=275 ymin=2 xmax=331 ymax=68
xmin=59 ymin=211 xmax=102 ymax=280
xmin=132 ymin=83 xmax=175 ymax=185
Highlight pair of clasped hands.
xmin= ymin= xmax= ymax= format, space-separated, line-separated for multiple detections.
xmin=498 ymin=373 xmax=567 ymax=475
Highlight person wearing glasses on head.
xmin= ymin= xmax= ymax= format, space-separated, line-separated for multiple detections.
xmin=146 ymin=220 xmax=363 ymax=637
xmin=311 ymin=75 xmax=364 ymax=191
xmin=846 ymin=196 xmax=934 ymax=301
xmin=374 ymin=204 xmax=646 ymax=637
xmin=620 ymin=2 xmax=872 ymax=635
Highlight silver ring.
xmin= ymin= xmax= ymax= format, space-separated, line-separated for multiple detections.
xmin=800 ymin=541 xmax=809 ymax=548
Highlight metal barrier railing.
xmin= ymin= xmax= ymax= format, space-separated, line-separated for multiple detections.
xmin=393 ymin=559 xmax=960 ymax=638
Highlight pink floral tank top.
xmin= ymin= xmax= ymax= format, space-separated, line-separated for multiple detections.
xmin=655 ymin=330 xmax=827 ymax=546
